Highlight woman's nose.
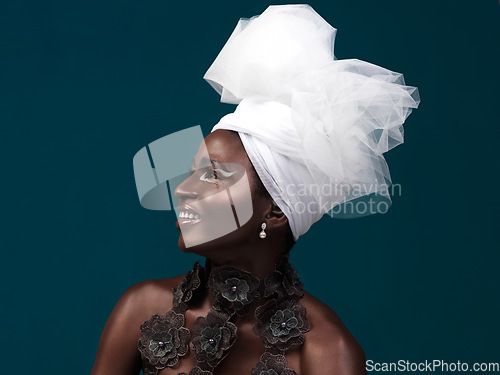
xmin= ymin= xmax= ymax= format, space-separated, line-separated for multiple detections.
xmin=173 ymin=175 xmax=199 ymax=201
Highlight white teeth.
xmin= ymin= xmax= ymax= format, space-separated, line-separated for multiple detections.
xmin=179 ymin=211 xmax=200 ymax=220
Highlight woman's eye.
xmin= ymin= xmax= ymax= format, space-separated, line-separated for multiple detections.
xmin=189 ymin=166 xmax=236 ymax=184
xmin=200 ymin=168 xmax=218 ymax=183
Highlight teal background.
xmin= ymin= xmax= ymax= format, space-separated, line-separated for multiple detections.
xmin=2 ymin=0 xmax=499 ymax=373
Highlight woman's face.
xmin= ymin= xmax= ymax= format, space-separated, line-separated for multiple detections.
xmin=173 ymin=129 xmax=270 ymax=255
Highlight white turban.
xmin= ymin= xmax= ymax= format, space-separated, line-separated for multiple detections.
xmin=205 ymin=4 xmax=420 ymax=241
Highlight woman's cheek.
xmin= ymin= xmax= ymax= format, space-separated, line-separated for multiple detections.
xmin=180 ymin=172 xmax=254 ymax=248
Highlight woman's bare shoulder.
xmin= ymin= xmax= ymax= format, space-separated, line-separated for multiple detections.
xmin=299 ymin=290 xmax=366 ymax=375
xmin=299 ymin=290 xmax=352 ymax=333
xmin=121 ymin=274 xmax=186 ymax=320
xmin=90 ymin=275 xmax=187 ymax=375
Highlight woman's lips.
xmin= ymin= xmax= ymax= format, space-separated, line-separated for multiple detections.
xmin=176 ymin=205 xmax=201 ymax=229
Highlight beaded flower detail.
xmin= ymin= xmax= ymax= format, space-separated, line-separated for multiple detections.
xmin=251 ymin=353 xmax=298 ymax=375
xmin=221 ymin=277 xmax=250 ymax=302
xmin=137 ymin=310 xmax=190 ymax=369
xmin=209 ymin=265 xmax=261 ymax=316
xmin=270 ymin=308 xmax=299 ymax=337
xmin=191 ymin=310 xmax=238 ymax=368
xmin=253 ymin=299 xmax=310 ymax=351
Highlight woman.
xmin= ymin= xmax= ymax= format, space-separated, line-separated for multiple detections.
xmin=91 ymin=5 xmax=419 ymax=375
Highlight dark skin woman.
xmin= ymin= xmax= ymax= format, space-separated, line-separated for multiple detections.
xmin=90 ymin=129 xmax=366 ymax=375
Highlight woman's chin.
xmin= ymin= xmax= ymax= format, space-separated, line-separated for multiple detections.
xmin=177 ymin=232 xmax=205 ymax=253
xmin=176 ymin=221 xmax=201 ymax=253
xmin=177 ymin=233 xmax=190 ymax=253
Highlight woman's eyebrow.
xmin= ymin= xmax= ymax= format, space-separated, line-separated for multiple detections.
xmin=191 ymin=157 xmax=222 ymax=169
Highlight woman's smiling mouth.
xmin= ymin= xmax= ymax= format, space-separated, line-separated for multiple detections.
xmin=176 ymin=205 xmax=202 ymax=228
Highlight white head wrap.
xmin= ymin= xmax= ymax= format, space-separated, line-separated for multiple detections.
xmin=204 ymin=4 xmax=420 ymax=241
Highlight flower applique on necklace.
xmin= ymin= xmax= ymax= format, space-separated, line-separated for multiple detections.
xmin=137 ymin=254 xmax=308 ymax=375
xmin=208 ymin=264 xmax=262 ymax=316
xmin=137 ymin=310 xmax=190 ymax=371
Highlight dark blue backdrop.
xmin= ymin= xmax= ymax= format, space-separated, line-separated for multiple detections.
xmin=2 ymin=0 xmax=499 ymax=373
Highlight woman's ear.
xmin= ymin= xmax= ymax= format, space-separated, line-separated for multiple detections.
xmin=265 ymin=199 xmax=289 ymax=230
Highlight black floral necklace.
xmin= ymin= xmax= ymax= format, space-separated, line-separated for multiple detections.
xmin=138 ymin=254 xmax=309 ymax=375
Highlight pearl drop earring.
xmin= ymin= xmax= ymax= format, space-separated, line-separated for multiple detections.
xmin=259 ymin=223 xmax=267 ymax=239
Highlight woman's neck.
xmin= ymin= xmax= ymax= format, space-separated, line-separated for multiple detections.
xmin=206 ymin=251 xmax=288 ymax=279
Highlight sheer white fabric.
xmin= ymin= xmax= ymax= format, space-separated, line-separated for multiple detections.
xmin=206 ymin=4 xmax=420 ymax=240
